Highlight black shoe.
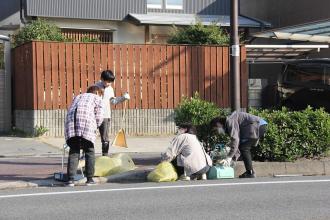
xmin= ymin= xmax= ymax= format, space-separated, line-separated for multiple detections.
xmin=86 ymin=178 xmax=97 ymax=186
xmin=239 ymin=171 xmax=256 ymax=178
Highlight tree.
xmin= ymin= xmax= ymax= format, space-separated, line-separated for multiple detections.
xmin=13 ymin=18 xmax=64 ymax=47
xmin=167 ymin=22 xmax=229 ymax=45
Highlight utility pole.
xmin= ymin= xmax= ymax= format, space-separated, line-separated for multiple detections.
xmin=230 ymin=0 xmax=241 ymax=111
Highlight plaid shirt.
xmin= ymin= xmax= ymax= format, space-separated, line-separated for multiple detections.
xmin=65 ymin=93 xmax=103 ymax=144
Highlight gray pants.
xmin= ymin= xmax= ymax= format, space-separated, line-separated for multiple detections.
xmin=99 ymin=118 xmax=111 ymax=155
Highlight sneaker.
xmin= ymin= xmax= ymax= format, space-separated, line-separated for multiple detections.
xmin=65 ymin=180 xmax=75 ymax=187
xmin=86 ymin=178 xmax=97 ymax=186
xmin=201 ymin=173 xmax=207 ymax=180
xmin=239 ymin=171 xmax=256 ymax=178
xmin=179 ymin=174 xmax=191 ymax=181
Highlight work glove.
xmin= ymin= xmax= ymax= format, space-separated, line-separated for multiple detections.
xmin=123 ymin=92 xmax=130 ymax=100
xmin=220 ymin=157 xmax=232 ymax=167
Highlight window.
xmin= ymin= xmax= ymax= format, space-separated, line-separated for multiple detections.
xmin=166 ymin=0 xmax=183 ymax=9
xmin=285 ymin=64 xmax=327 ymax=85
xmin=147 ymin=0 xmax=162 ymax=9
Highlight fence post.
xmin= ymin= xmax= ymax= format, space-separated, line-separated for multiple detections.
xmin=2 ymin=37 xmax=11 ymax=132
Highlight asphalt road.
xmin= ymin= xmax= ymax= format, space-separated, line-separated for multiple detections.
xmin=0 ymin=176 xmax=329 ymax=220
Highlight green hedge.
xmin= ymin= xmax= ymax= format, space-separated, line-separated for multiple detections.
xmin=174 ymin=93 xmax=229 ymax=149
xmin=251 ymin=107 xmax=330 ymax=161
xmin=174 ymin=94 xmax=330 ymax=161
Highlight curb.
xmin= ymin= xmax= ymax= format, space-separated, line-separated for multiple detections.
xmin=1 ymin=161 xmax=330 ymax=190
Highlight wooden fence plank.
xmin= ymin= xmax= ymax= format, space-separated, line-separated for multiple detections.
xmin=72 ymin=43 xmax=80 ymax=97
xmin=134 ymin=46 xmax=141 ymax=109
xmin=198 ymin=46 xmax=205 ymax=99
xmin=154 ymin=45 xmax=161 ymax=108
xmin=179 ymin=46 xmax=186 ymax=101
xmin=210 ymin=47 xmax=217 ymax=104
xmin=185 ymin=46 xmax=192 ymax=98
xmin=107 ymin=44 xmax=114 ymax=71
xmin=173 ymin=46 xmax=180 ymax=107
xmin=51 ymin=43 xmax=59 ymax=109
xmin=31 ymin=42 xmax=38 ymax=109
xmin=58 ymin=43 xmax=67 ymax=108
xmin=80 ymin=43 xmax=87 ymax=93
xmin=141 ymin=46 xmax=148 ymax=109
xmin=86 ymin=44 xmax=94 ymax=87
xmin=114 ymin=45 xmax=122 ymax=110
xmin=128 ymin=45 xmax=135 ymax=109
xmin=204 ymin=46 xmax=211 ymax=102
xmin=160 ymin=45 xmax=167 ymax=109
xmin=100 ymin=44 xmax=108 ymax=73
xmin=36 ymin=42 xmax=45 ymax=109
xmin=94 ymin=44 xmax=101 ymax=83
xmin=223 ymin=47 xmax=229 ymax=108
xmin=216 ymin=47 xmax=224 ymax=107
xmin=147 ymin=45 xmax=155 ymax=109
xmin=65 ymin=43 xmax=74 ymax=106
xmin=191 ymin=47 xmax=198 ymax=95
xmin=44 ymin=42 xmax=52 ymax=110
xmin=167 ymin=46 xmax=174 ymax=109
xmin=121 ymin=45 xmax=128 ymax=96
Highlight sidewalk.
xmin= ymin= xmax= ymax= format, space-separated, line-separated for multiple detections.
xmin=0 ymin=136 xmax=330 ymax=190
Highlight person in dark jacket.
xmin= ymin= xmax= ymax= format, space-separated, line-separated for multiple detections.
xmin=210 ymin=111 xmax=267 ymax=178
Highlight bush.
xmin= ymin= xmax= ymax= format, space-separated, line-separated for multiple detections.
xmin=167 ymin=22 xmax=229 ymax=45
xmin=174 ymin=93 xmax=229 ymax=149
xmin=250 ymin=107 xmax=330 ymax=161
xmin=13 ymin=18 xmax=64 ymax=47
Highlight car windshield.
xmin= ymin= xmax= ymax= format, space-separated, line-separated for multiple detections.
xmin=285 ymin=64 xmax=330 ymax=85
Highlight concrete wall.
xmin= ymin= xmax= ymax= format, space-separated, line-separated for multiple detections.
xmin=14 ymin=109 xmax=176 ymax=137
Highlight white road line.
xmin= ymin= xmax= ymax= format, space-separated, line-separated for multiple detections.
xmin=0 ymin=179 xmax=329 ymax=199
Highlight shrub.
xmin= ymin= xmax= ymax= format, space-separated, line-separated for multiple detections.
xmin=174 ymin=93 xmax=229 ymax=149
xmin=250 ymin=107 xmax=330 ymax=161
xmin=13 ymin=18 xmax=64 ymax=47
xmin=167 ymin=22 xmax=229 ymax=45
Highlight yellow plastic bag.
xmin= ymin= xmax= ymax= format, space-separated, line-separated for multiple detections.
xmin=94 ymin=153 xmax=136 ymax=177
xmin=147 ymin=162 xmax=178 ymax=182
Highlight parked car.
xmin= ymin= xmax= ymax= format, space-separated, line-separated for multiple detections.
xmin=277 ymin=59 xmax=330 ymax=112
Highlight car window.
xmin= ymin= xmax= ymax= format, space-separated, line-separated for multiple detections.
xmin=326 ymin=67 xmax=330 ymax=85
xmin=285 ymin=64 xmax=326 ymax=85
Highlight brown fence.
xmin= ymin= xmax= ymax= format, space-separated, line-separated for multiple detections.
xmin=13 ymin=41 xmax=248 ymax=110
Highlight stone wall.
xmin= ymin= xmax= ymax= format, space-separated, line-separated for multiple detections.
xmin=14 ymin=109 xmax=176 ymax=137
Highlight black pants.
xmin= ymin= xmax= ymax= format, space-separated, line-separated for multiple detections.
xmin=171 ymin=158 xmax=210 ymax=178
xmin=239 ymin=124 xmax=267 ymax=171
xmin=67 ymin=137 xmax=95 ymax=181
xmin=99 ymin=118 xmax=111 ymax=155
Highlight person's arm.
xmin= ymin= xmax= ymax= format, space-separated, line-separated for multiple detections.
xmin=94 ymin=97 xmax=104 ymax=127
xmin=161 ymin=135 xmax=184 ymax=162
xmin=107 ymin=86 xmax=129 ymax=105
xmin=226 ymin=119 xmax=240 ymax=158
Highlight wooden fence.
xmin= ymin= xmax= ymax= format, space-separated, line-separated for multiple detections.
xmin=13 ymin=41 xmax=248 ymax=110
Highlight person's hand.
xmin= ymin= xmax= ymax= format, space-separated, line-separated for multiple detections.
xmin=220 ymin=157 xmax=232 ymax=167
xmin=123 ymin=92 xmax=130 ymax=100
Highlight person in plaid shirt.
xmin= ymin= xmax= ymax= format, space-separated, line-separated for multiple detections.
xmin=65 ymin=86 xmax=104 ymax=186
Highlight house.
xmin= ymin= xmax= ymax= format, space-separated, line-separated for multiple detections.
xmin=1 ymin=0 xmax=268 ymax=43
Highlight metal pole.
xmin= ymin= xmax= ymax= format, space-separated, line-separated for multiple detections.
xmin=230 ymin=0 xmax=241 ymax=111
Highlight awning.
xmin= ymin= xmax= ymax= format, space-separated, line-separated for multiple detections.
xmin=127 ymin=13 xmax=271 ymax=28
xmin=246 ymin=45 xmax=329 ymax=63
xmin=253 ymin=19 xmax=330 ymax=43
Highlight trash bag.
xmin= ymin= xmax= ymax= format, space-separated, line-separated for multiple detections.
xmin=147 ymin=162 xmax=178 ymax=182
xmin=94 ymin=153 xmax=136 ymax=177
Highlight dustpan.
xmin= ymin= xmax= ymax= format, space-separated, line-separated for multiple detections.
xmin=112 ymin=100 xmax=128 ymax=148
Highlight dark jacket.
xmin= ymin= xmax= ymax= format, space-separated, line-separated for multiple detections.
xmin=226 ymin=111 xmax=263 ymax=158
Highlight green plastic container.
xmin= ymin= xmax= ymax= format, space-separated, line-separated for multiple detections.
xmin=207 ymin=165 xmax=235 ymax=179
